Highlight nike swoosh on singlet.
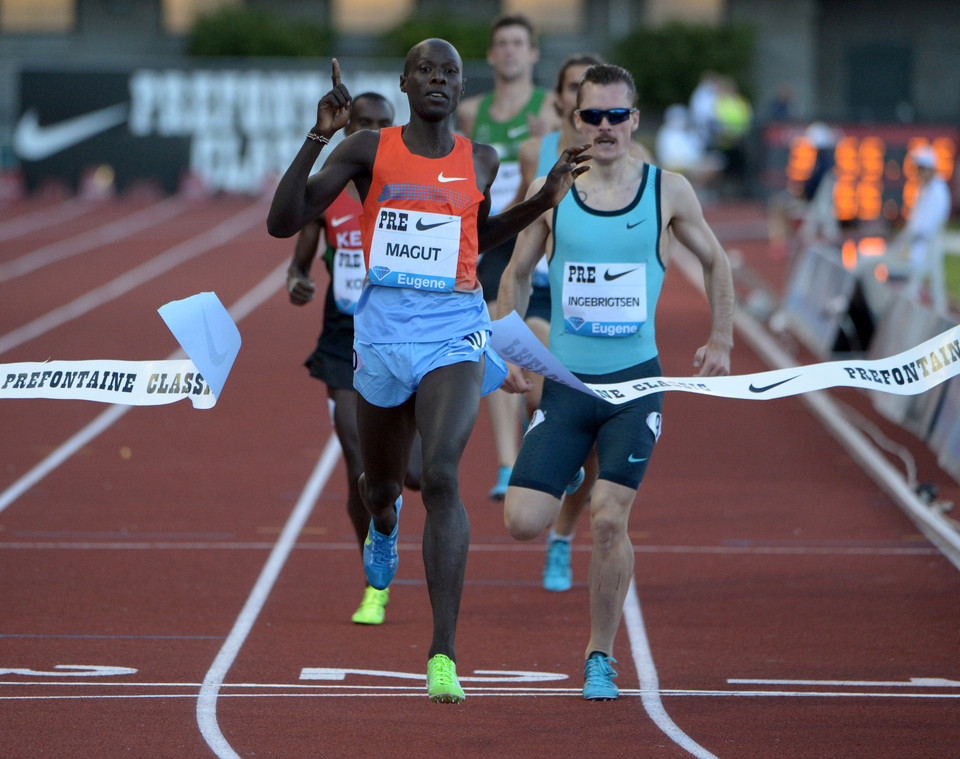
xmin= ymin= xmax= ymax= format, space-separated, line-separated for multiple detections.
xmin=604 ymin=268 xmax=638 ymax=281
xmin=330 ymin=214 xmax=354 ymax=227
xmin=626 ymin=218 xmax=647 ymax=229
xmin=506 ymin=125 xmax=528 ymax=139
xmin=416 ymin=218 xmax=453 ymax=231
xmin=748 ymin=376 xmax=799 ymax=393
xmin=13 ymin=103 xmax=130 ymax=161
xmin=438 ymin=172 xmax=467 ymax=183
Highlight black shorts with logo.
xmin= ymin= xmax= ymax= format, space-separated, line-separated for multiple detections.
xmin=509 ymin=356 xmax=664 ymax=498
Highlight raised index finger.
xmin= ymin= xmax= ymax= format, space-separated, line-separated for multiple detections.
xmin=331 ymin=58 xmax=341 ymax=89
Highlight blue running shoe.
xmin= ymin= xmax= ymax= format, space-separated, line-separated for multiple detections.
xmin=565 ymin=466 xmax=585 ymax=495
xmin=583 ymin=651 xmax=618 ymax=700
xmin=363 ymin=496 xmax=402 ymax=590
xmin=488 ymin=465 xmax=511 ymax=501
xmin=542 ymin=536 xmax=572 ymax=592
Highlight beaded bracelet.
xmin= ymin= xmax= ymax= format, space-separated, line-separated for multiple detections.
xmin=306 ymin=132 xmax=330 ymax=145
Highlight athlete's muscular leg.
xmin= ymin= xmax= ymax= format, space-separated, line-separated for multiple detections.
xmin=503 ymin=487 xmax=561 ymax=541
xmin=414 ymin=359 xmax=484 ymax=662
xmin=329 ymin=387 xmax=367 ymax=554
xmin=356 ymin=393 xmax=417 ymax=535
xmin=584 ymin=480 xmax=637 ymax=658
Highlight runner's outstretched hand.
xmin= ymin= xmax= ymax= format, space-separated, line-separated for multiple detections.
xmin=693 ymin=339 xmax=731 ymax=377
xmin=313 ymin=58 xmax=351 ymax=138
xmin=539 ymin=144 xmax=592 ymax=207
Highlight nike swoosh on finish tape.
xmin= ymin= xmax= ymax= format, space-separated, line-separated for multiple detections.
xmin=13 ymin=102 xmax=130 ymax=161
xmin=748 ymin=375 xmax=799 ymax=393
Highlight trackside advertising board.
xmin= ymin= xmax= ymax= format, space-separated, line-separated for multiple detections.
xmin=14 ymin=66 xmax=406 ymax=195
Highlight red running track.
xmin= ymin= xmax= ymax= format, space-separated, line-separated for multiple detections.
xmin=0 ymin=194 xmax=958 ymax=758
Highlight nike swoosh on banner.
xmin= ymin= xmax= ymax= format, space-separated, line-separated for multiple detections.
xmin=330 ymin=214 xmax=354 ymax=227
xmin=748 ymin=375 xmax=800 ymax=393
xmin=437 ymin=172 xmax=467 ymax=183
xmin=202 ymin=308 xmax=230 ymax=365
xmin=13 ymin=103 xmax=131 ymax=161
xmin=604 ymin=268 xmax=638 ymax=281
xmin=416 ymin=218 xmax=453 ymax=231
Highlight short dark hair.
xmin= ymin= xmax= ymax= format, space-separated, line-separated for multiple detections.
xmin=353 ymin=91 xmax=394 ymax=115
xmin=554 ymin=53 xmax=605 ymax=97
xmin=577 ymin=64 xmax=638 ymax=108
xmin=489 ymin=13 xmax=537 ymax=48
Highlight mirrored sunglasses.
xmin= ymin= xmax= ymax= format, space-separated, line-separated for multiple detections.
xmin=576 ymin=108 xmax=637 ymax=126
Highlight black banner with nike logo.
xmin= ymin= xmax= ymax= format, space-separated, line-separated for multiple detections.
xmin=14 ymin=66 xmax=406 ymax=195
xmin=16 ymin=70 xmax=190 ymax=194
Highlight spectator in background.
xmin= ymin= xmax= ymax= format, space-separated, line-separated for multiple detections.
xmin=688 ymin=71 xmax=720 ymax=148
xmin=654 ymin=103 xmax=720 ymax=191
xmin=892 ymin=145 xmax=952 ymax=315
xmin=767 ymin=122 xmax=840 ymax=258
xmin=713 ymin=76 xmax=753 ymax=191
xmin=767 ymin=83 xmax=795 ymax=122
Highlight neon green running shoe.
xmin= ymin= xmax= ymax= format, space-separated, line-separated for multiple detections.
xmin=427 ymin=654 xmax=465 ymax=703
xmin=351 ymin=586 xmax=389 ymax=625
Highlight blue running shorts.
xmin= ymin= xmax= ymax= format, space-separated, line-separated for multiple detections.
xmin=353 ymin=330 xmax=508 ymax=408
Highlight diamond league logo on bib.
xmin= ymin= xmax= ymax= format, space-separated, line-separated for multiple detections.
xmin=367 ymin=208 xmax=462 ymax=292
xmin=370 ymin=265 xmax=391 ymax=283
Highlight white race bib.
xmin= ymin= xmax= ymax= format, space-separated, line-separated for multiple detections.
xmin=561 ymin=261 xmax=647 ymax=337
xmin=332 ymin=248 xmax=365 ymax=314
xmin=368 ymin=207 xmax=461 ymax=292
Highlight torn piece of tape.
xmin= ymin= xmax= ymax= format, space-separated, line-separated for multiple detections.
xmin=491 ymin=311 xmax=960 ymax=406
xmin=0 ymin=292 xmax=240 ymax=409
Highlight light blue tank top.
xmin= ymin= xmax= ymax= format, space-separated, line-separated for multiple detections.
xmin=548 ymin=164 xmax=665 ymax=374
xmin=536 ymin=131 xmax=561 ymax=177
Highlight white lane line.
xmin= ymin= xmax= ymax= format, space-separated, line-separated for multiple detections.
xmin=8 ymin=689 xmax=960 ymax=702
xmin=0 ymin=197 xmax=187 ymax=282
xmin=623 ymin=579 xmax=718 ymax=759
xmin=0 ymin=197 xmax=89 ymax=244
xmin=0 ymin=260 xmax=287 ymax=515
xmin=0 ymin=541 xmax=939 ymax=556
xmin=196 ymin=435 xmax=341 ymax=759
xmin=0 ymin=196 xmax=269 ymax=356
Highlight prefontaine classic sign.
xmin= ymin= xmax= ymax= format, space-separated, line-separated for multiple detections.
xmin=14 ymin=66 xmax=406 ymax=194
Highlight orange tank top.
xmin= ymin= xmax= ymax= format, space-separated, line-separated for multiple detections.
xmin=361 ymin=126 xmax=484 ymax=292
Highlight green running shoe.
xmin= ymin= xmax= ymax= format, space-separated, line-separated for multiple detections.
xmin=427 ymin=654 xmax=465 ymax=703
xmin=583 ymin=651 xmax=618 ymax=700
xmin=351 ymin=586 xmax=389 ymax=625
